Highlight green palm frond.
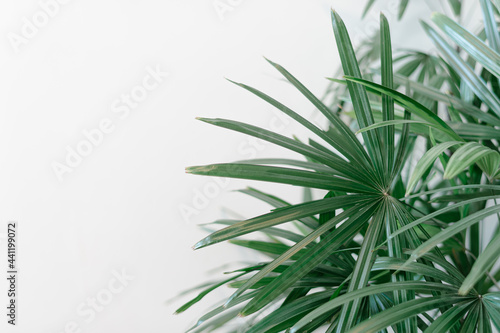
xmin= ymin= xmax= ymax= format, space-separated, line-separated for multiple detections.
xmin=180 ymin=1 xmax=500 ymax=332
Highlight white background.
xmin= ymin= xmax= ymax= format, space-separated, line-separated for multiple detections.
xmin=0 ymin=0 xmax=481 ymax=332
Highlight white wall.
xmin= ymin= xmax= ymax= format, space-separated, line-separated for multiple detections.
xmin=0 ymin=0 xmax=481 ymax=332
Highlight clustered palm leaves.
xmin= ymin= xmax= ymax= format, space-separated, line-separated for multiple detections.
xmin=178 ymin=0 xmax=500 ymax=332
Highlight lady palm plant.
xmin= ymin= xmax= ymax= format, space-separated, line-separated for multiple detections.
xmin=178 ymin=1 xmax=500 ymax=332
xmin=363 ymin=0 xmax=464 ymax=20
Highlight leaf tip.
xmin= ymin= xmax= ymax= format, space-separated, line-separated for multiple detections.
xmin=430 ymin=11 xmax=441 ymax=19
xmin=192 ymin=238 xmax=209 ymax=250
xmin=196 ymin=117 xmax=216 ymax=125
xmin=225 ymin=77 xmax=239 ymax=85
xmin=458 ymin=286 xmax=469 ymax=296
xmin=238 ymin=311 xmax=249 ymax=318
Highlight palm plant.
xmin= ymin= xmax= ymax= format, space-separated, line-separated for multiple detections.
xmin=177 ymin=1 xmax=500 ymax=331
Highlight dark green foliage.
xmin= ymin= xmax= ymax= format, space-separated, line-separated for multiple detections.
xmin=180 ymin=2 xmax=500 ymax=332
